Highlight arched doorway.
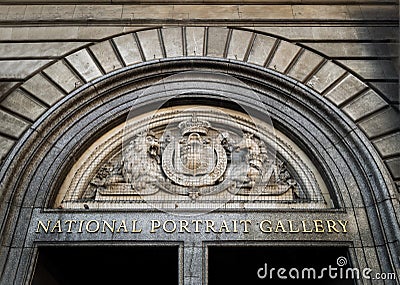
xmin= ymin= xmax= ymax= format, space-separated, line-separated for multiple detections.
xmin=0 ymin=34 xmax=398 ymax=283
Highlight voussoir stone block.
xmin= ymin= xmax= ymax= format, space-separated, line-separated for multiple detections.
xmin=267 ymin=40 xmax=301 ymax=73
xmin=21 ymin=73 xmax=65 ymax=106
xmin=0 ymin=136 xmax=15 ymax=160
xmin=227 ymin=29 xmax=253 ymax=61
xmin=1 ymin=90 xmax=46 ymax=121
xmin=325 ymin=74 xmax=367 ymax=106
xmin=385 ymin=157 xmax=400 ymax=179
xmin=136 ymin=29 xmax=163 ymax=60
xmin=247 ymin=33 xmax=276 ymax=66
xmin=185 ymin=27 xmax=204 ymax=56
xmin=66 ymin=49 xmax=103 ymax=82
xmin=43 ymin=60 xmax=83 ymax=93
xmin=373 ymin=132 xmax=400 ymax=158
xmin=113 ymin=34 xmax=143 ymax=66
xmin=0 ymin=109 xmax=29 ymax=138
xmin=89 ymin=41 xmax=123 ymax=73
xmin=162 ymin=27 xmax=184 ymax=58
xmin=287 ymin=50 xmax=323 ymax=82
xmin=358 ymin=108 xmax=400 ymax=138
xmin=307 ymin=61 xmax=346 ymax=93
xmin=207 ymin=27 xmax=229 ymax=57
xmin=342 ymin=90 xmax=388 ymax=121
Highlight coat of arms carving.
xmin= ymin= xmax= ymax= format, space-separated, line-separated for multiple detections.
xmin=59 ymin=108 xmax=327 ymax=210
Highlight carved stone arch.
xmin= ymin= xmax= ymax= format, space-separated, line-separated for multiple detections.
xmin=1 ymin=26 xmax=398 ymax=195
xmin=0 ymin=57 xmax=399 ymax=283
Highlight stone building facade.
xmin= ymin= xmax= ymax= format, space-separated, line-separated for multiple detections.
xmin=0 ymin=1 xmax=399 ymax=284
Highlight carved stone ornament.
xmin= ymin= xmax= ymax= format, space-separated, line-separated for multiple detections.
xmin=57 ymin=108 xmax=329 ymax=210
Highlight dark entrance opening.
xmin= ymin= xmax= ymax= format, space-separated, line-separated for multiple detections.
xmin=208 ymin=246 xmax=355 ymax=285
xmin=32 ymin=246 xmax=179 ymax=285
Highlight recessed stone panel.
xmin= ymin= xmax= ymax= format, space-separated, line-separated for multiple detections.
xmin=247 ymin=34 xmax=275 ymax=66
xmin=136 ymin=29 xmax=163 ymax=60
xmin=1 ymin=90 xmax=46 ymax=121
xmin=227 ymin=29 xmax=252 ymax=61
xmin=342 ymin=90 xmax=388 ymax=121
xmin=43 ymin=60 xmax=83 ymax=93
xmin=113 ymin=34 xmax=143 ymax=66
xmin=89 ymin=41 xmax=123 ymax=73
xmin=0 ymin=109 xmax=29 ymax=138
xmin=22 ymin=73 xmax=65 ymax=106
xmin=66 ymin=49 xmax=103 ymax=82
xmin=307 ymin=61 xmax=346 ymax=93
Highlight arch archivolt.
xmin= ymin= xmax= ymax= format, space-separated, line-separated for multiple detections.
xmin=0 ymin=26 xmax=398 ymax=195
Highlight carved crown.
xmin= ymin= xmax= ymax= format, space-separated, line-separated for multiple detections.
xmin=178 ymin=113 xmax=211 ymax=135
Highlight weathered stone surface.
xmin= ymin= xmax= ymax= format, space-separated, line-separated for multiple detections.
xmin=307 ymin=61 xmax=346 ymax=93
xmin=292 ymin=5 xmax=349 ymax=20
xmin=325 ymin=74 xmax=367 ymax=106
xmin=239 ymin=5 xmax=293 ymax=19
xmin=227 ymin=29 xmax=252 ymax=61
xmin=253 ymin=26 xmax=398 ymax=41
xmin=268 ymin=41 xmax=300 ymax=73
xmin=161 ymin=27 xmax=183 ymax=58
xmin=359 ymin=108 xmax=400 ymax=138
xmin=373 ymin=132 xmax=400 ymax=157
xmin=174 ymin=5 xmax=239 ymax=19
xmin=1 ymin=90 xmax=46 ymax=121
xmin=0 ymin=136 xmax=15 ymax=160
xmin=0 ymin=60 xmax=51 ymax=80
xmin=113 ymin=34 xmax=143 ymax=65
xmin=356 ymin=5 xmax=399 ymax=20
xmin=0 ymin=109 xmax=29 ymax=138
xmin=385 ymin=157 xmax=400 ymax=179
xmin=304 ymin=42 xmax=398 ymax=58
xmin=207 ymin=27 xmax=229 ymax=57
xmin=342 ymin=90 xmax=388 ymax=121
xmin=370 ymin=82 xmax=399 ymax=103
xmin=0 ymin=26 xmax=138 ymax=41
xmin=185 ymin=27 xmax=204 ymax=56
xmin=287 ymin=50 xmax=323 ymax=82
xmin=339 ymin=59 xmax=398 ymax=80
xmin=247 ymin=33 xmax=275 ymax=66
xmin=0 ymin=42 xmax=89 ymax=58
xmin=66 ymin=49 xmax=103 ymax=82
xmin=89 ymin=41 xmax=123 ymax=73
xmin=0 ymin=82 xmax=18 ymax=100
xmin=43 ymin=60 xmax=83 ymax=93
xmin=136 ymin=29 xmax=163 ymax=60
xmin=73 ymin=5 xmax=123 ymax=20
xmin=22 ymin=73 xmax=65 ymax=106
